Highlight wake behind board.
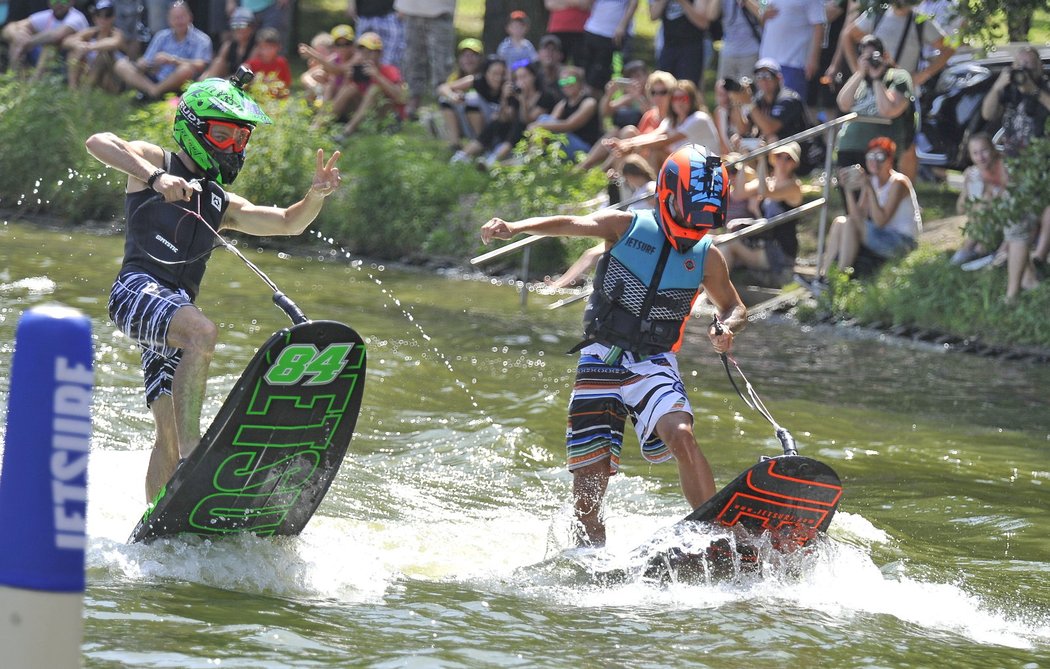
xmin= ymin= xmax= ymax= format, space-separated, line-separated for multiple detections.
xmin=130 ymin=320 xmax=366 ymax=543
xmin=640 ymin=455 xmax=842 ymax=582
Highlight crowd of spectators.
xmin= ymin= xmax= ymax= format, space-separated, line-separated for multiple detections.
xmin=1 ymin=0 xmax=1046 ymax=302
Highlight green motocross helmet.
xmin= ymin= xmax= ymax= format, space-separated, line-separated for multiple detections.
xmin=173 ymin=70 xmax=272 ymax=185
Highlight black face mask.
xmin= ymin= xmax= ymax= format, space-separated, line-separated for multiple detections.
xmin=207 ymin=148 xmax=246 ymax=185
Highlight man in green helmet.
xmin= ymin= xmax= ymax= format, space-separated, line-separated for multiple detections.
xmin=86 ymin=72 xmax=343 ymax=502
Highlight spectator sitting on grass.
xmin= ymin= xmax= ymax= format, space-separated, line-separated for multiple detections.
xmin=605 ymin=79 xmax=718 ymax=173
xmin=950 ymin=132 xmax=1005 ymax=266
xmin=451 ymin=62 xmax=558 ymax=168
xmin=199 ymin=6 xmax=255 ymax=80
xmin=330 ymin=31 xmax=407 ymax=141
xmin=434 ymin=38 xmax=485 ymax=151
xmin=245 ymin=27 xmax=291 ymax=98
xmin=298 ymin=31 xmax=334 ymax=105
xmin=817 ymin=136 xmax=921 ymax=284
xmin=718 ymin=142 xmax=803 ymax=281
xmin=65 ymin=0 xmax=125 ymax=92
xmin=577 ymin=69 xmax=674 ymax=173
xmin=2 ymin=0 xmax=89 ymax=80
xmin=113 ymin=0 xmax=212 ymax=101
xmin=527 ymin=64 xmax=603 ymax=162
xmin=299 ymin=24 xmax=357 ymax=114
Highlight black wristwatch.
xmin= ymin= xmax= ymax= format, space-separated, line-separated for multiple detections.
xmin=146 ymin=168 xmax=166 ymax=191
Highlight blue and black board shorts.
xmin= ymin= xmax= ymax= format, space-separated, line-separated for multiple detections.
xmin=108 ymin=271 xmax=193 ymax=406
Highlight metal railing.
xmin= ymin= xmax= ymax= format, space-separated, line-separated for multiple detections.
xmin=471 ymin=111 xmax=891 ymax=305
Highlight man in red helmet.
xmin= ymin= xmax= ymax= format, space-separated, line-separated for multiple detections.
xmin=481 ymin=143 xmax=747 ymax=546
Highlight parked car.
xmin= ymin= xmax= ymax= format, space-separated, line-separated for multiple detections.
xmin=917 ymin=44 xmax=1050 ymax=170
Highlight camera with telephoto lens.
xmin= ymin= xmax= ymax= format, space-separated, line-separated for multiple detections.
xmin=868 ymin=51 xmax=884 ymax=70
xmin=1011 ymin=67 xmax=1030 ymax=86
xmin=723 ymin=77 xmax=741 ymax=92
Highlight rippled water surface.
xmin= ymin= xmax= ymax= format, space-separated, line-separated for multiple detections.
xmin=1 ymin=219 xmax=1048 ymax=668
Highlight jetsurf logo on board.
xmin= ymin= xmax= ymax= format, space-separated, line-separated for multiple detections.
xmin=264 ymin=343 xmax=354 ymax=386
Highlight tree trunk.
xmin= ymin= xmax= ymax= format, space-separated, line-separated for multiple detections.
xmin=483 ymin=0 xmax=551 ymax=57
xmin=1006 ymin=9 xmax=1032 ymax=43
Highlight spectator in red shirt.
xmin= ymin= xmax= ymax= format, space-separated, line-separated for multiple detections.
xmin=245 ymin=27 xmax=291 ymax=98
xmin=331 ymin=31 xmax=407 ymax=140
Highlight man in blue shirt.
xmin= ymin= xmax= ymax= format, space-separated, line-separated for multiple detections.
xmin=114 ymin=0 xmax=212 ymax=99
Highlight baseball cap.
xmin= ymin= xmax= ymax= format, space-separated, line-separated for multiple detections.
xmin=771 ymin=141 xmax=801 ymax=163
xmin=357 ymin=31 xmax=383 ymax=51
xmin=623 ymin=59 xmax=646 ymax=76
xmin=94 ymin=0 xmax=114 ymax=11
xmin=754 ymin=57 xmax=782 ymax=75
xmin=509 ymin=10 xmax=528 ymax=22
xmin=539 ymin=34 xmax=562 ymax=50
xmin=330 ymin=24 xmax=355 ymax=43
xmin=458 ymin=37 xmax=482 ymax=54
xmin=230 ymin=7 xmax=254 ymax=29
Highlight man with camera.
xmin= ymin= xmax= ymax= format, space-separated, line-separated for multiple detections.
xmin=834 ymin=35 xmax=914 ymax=171
xmin=979 ymin=45 xmax=1049 ymax=303
xmin=981 ymin=46 xmax=1050 ymax=158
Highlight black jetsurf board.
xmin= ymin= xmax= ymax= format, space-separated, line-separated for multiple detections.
xmin=130 ymin=320 xmax=366 ymax=543
xmin=639 ymin=455 xmax=843 ymax=581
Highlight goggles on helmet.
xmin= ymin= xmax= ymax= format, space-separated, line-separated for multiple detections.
xmin=204 ymin=120 xmax=253 ymax=153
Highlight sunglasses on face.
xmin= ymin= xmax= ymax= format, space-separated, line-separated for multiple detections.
xmin=650 ymin=88 xmax=669 ymax=96
xmin=205 ymin=120 xmax=252 ymax=152
xmin=754 ymin=72 xmax=775 ymax=81
xmin=672 ymin=93 xmax=690 ymax=102
xmin=865 ymin=151 xmax=888 ymax=163
xmin=333 ymin=40 xmax=353 ymax=47
xmin=94 ymin=8 xmax=115 ymax=17
xmin=557 ymin=75 xmax=578 ymax=87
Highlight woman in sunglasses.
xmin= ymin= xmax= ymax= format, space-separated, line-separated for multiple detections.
xmin=817 ymin=136 xmax=922 ymax=282
xmin=64 ymin=0 xmax=126 ymax=92
xmin=576 ymin=69 xmax=676 ymax=173
xmin=527 ymin=65 xmax=603 ymax=161
xmin=606 ymin=78 xmax=718 ymax=172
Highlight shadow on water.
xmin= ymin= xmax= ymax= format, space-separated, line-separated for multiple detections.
xmin=2 ymin=217 xmax=1049 ymax=666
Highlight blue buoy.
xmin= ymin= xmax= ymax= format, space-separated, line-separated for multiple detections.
xmin=0 ymin=304 xmax=93 ymax=668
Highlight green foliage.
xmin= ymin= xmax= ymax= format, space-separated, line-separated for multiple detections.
xmin=963 ymin=137 xmax=1050 ymax=249
xmin=854 ymin=0 xmax=1046 ymax=44
xmin=800 ymin=248 xmax=1050 ymax=347
xmin=0 ymin=73 xmax=136 ymax=219
xmin=474 ymin=130 xmax=606 ymax=276
xmin=335 ymin=127 xmax=488 ymax=259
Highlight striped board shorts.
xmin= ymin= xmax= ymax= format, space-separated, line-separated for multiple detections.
xmin=566 ymin=343 xmax=693 ymax=474
xmin=108 ymin=271 xmax=192 ymax=406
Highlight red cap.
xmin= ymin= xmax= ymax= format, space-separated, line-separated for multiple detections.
xmin=509 ymin=10 xmax=528 ymax=21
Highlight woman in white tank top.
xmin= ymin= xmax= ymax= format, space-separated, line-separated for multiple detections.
xmin=818 ymin=136 xmax=922 ymax=279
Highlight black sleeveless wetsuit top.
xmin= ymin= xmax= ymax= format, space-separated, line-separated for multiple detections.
xmin=120 ymin=152 xmax=229 ymax=300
